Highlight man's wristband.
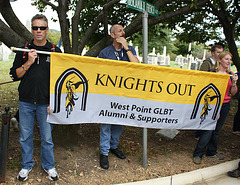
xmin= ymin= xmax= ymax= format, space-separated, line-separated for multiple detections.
xmin=125 ymin=48 xmax=131 ymax=52
xmin=22 ymin=65 xmax=27 ymax=71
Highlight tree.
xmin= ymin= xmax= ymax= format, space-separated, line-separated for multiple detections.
xmin=0 ymin=0 xmax=32 ymax=47
xmin=167 ymin=0 xmax=240 ymax=70
xmin=47 ymin=29 xmax=61 ymax=46
xmin=172 ymin=40 xmax=205 ymax=59
xmin=130 ymin=25 xmax=174 ymax=56
xmin=0 ymin=0 xmax=209 ymax=57
xmin=209 ymin=0 xmax=240 ymax=70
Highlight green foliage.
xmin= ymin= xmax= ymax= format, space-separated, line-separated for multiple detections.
xmin=172 ymin=40 xmax=189 ymax=56
xmin=130 ymin=25 xmax=174 ymax=55
xmin=166 ymin=0 xmax=239 ymax=47
xmin=74 ymin=0 xmax=214 ymax=51
xmin=78 ymin=1 xmax=139 ymax=48
xmin=130 ymin=24 xmax=204 ymax=58
xmin=30 ymin=0 xmax=233 ymax=59
xmin=191 ymin=43 xmax=205 ymax=59
xmin=34 ymin=0 xmax=159 ymax=48
xmin=172 ymin=40 xmax=205 ymax=58
xmin=47 ymin=29 xmax=61 ymax=46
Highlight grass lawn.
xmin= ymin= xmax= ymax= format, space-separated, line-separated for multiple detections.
xmin=0 ymin=55 xmax=19 ymax=116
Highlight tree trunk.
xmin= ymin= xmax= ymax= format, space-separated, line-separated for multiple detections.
xmin=223 ymin=26 xmax=240 ymax=71
xmin=72 ymin=0 xmax=83 ymax=55
xmin=77 ymin=0 xmax=119 ymax=55
xmin=0 ymin=0 xmax=32 ymax=47
xmin=57 ymin=0 xmax=72 ymax=54
xmin=0 ymin=20 xmax=26 ymax=47
xmin=85 ymin=36 xmax=112 ymax=57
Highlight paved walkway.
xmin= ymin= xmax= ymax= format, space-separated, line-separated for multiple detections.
xmin=194 ymin=173 xmax=240 ymax=185
xmin=117 ymin=159 xmax=240 ymax=185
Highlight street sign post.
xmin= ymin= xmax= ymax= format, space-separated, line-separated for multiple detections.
xmin=126 ymin=0 xmax=158 ymax=168
xmin=127 ymin=0 xmax=158 ymax=17
xmin=142 ymin=11 xmax=148 ymax=168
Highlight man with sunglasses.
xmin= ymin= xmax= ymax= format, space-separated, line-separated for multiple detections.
xmin=9 ymin=14 xmax=61 ymax=181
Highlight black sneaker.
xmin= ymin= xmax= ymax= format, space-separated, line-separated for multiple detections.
xmin=110 ymin=148 xmax=126 ymax=159
xmin=228 ymin=169 xmax=240 ymax=178
xmin=44 ymin=168 xmax=59 ymax=181
xmin=17 ymin=168 xmax=32 ymax=181
xmin=100 ymin=154 xmax=109 ymax=169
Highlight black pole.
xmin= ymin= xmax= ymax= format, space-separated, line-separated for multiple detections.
xmin=0 ymin=81 xmax=16 ymax=86
xmin=0 ymin=107 xmax=11 ymax=183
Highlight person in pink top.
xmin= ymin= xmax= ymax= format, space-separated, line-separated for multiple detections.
xmin=193 ymin=51 xmax=238 ymax=164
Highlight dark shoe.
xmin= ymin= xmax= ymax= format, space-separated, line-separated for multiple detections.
xmin=228 ymin=169 xmax=240 ymax=178
xmin=100 ymin=154 xmax=109 ymax=169
xmin=110 ymin=148 xmax=126 ymax=159
xmin=193 ymin=156 xmax=201 ymax=164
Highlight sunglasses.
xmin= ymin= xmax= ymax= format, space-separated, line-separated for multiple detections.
xmin=32 ymin=26 xmax=48 ymax=30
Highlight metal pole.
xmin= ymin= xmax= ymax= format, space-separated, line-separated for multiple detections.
xmin=0 ymin=107 xmax=11 ymax=183
xmin=11 ymin=47 xmax=51 ymax=55
xmin=142 ymin=11 xmax=148 ymax=168
xmin=142 ymin=11 xmax=148 ymax=65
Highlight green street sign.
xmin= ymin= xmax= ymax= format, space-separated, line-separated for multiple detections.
xmin=127 ymin=0 xmax=159 ymax=17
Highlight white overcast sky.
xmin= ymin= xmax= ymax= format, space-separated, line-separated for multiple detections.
xmin=9 ymin=0 xmax=60 ymax=31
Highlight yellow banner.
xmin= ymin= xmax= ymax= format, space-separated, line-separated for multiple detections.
xmin=48 ymin=53 xmax=229 ymax=130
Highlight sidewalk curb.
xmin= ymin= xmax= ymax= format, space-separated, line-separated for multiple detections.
xmin=117 ymin=159 xmax=239 ymax=185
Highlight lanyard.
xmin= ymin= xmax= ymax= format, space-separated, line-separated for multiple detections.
xmin=112 ymin=44 xmax=123 ymax=61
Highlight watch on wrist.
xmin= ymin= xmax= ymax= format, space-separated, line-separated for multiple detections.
xmin=125 ymin=48 xmax=131 ymax=52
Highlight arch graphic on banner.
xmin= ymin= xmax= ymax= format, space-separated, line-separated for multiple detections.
xmin=53 ymin=68 xmax=88 ymax=113
xmin=190 ymin=83 xmax=221 ymax=120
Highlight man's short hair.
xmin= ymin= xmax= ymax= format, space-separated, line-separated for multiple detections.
xmin=214 ymin=42 xmax=225 ymax=49
xmin=211 ymin=45 xmax=223 ymax=52
xmin=110 ymin=25 xmax=116 ymax=33
xmin=110 ymin=24 xmax=123 ymax=33
xmin=31 ymin=14 xmax=48 ymax=26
